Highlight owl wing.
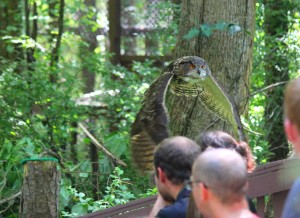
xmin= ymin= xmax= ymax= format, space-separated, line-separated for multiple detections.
xmin=197 ymin=75 xmax=239 ymax=135
xmin=131 ymin=71 xmax=173 ymax=171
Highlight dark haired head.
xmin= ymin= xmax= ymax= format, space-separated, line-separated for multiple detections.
xmin=154 ymin=136 xmax=201 ymax=185
xmin=196 ymin=131 xmax=255 ymax=172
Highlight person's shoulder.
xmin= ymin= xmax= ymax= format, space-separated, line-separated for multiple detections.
xmin=291 ymin=177 xmax=300 ymax=190
xmin=282 ymin=177 xmax=300 ymax=218
xmin=156 ymin=196 xmax=189 ymax=218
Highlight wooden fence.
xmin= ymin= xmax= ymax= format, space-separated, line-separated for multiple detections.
xmin=80 ymin=157 xmax=300 ymax=218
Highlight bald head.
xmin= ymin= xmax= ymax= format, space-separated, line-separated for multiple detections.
xmin=192 ymin=149 xmax=247 ymax=204
xmin=154 ymin=136 xmax=201 ymax=184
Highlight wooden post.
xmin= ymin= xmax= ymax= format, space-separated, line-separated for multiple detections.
xmin=108 ymin=0 xmax=121 ymax=65
xmin=20 ymin=158 xmax=60 ymax=218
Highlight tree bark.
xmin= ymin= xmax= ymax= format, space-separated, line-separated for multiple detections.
xmin=20 ymin=159 xmax=60 ymax=218
xmin=171 ymin=0 xmax=255 ymax=140
xmin=263 ymin=0 xmax=290 ymax=161
xmin=0 ymin=0 xmax=23 ymax=62
xmin=78 ymin=0 xmax=99 ymax=200
xmin=109 ymin=0 xmax=121 ymax=65
xmin=49 ymin=0 xmax=65 ymax=80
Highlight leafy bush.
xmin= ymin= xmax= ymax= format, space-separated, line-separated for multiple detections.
xmin=61 ymin=167 xmax=136 ymax=217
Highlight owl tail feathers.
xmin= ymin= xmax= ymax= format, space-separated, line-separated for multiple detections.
xmin=131 ymin=133 xmax=157 ymax=173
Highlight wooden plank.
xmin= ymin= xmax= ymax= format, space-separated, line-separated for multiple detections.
xmin=247 ymin=157 xmax=300 ymax=198
xmin=247 ymin=169 xmax=283 ymax=198
xmin=120 ymin=55 xmax=173 ymax=68
xmin=120 ymin=55 xmax=173 ymax=62
xmin=80 ymin=158 xmax=300 ymax=217
xmin=273 ymin=191 xmax=289 ymax=218
xmin=80 ymin=195 xmax=157 ymax=218
xmin=248 ymin=160 xmax=283 ymax=177
xmin=256 ymin=196 xmax=265 ymax=218
xmin=108 ymin=0 xmax=121 ymax=64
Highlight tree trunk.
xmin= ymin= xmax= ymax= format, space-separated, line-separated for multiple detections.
xmin=109 ymin=0 xmax=121 ymax=65
xmin=20 ymin=159 xmax=60 ymax=218
xmin=0 ymin=0 xmax=23 ymax=62
xmin=78 ymin=0 xmax=99 ymax=200
xmin=263 ymin=0 xmax=290 ymax=161
xmin=171 ymin=0 xmax=255 ymax=140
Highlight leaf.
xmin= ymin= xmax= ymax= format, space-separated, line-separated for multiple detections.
xmin=200 ymin=24 xmax=213 ymax=37
xmin=79 ymin=173 xmax=89 ymax=178
xmin=24 ymin=138 xmax=35 ymax=156
xmin=71 ymin=203 xmax=88 ymax=216
xmin=183 ymin=27 xmax=200 ymax=39
xmin=6 ymin=45 xmax=14 ymax=53
xmin=214 ymin=21 xmax=228 ymax=30
xmin=105 ymin=133 xmax=126 ymax=158
xmin=80 ymin=160 xmax=92 ymax=172
xmin=60 ymin=185 xmax=70 ymax=207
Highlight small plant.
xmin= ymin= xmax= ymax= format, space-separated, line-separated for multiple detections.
xmin=183 ymin=21 xmax=242 ymax=39
xmin=61 ymin=167 xmax=136 ymax=217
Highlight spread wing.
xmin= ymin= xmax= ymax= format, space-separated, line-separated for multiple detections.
xmin=131 ymin=71 xmax=174 ymax=171
xmin=196 ymin=75 xmax=240 ymax=137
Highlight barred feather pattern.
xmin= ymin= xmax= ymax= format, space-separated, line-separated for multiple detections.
xmin=131 ymin=72 xmax=173 ymax=171
xmin=169 ymin=75 xmax=238 ymax=134
xmin=131 ymin=56 xmax=242 ymax=172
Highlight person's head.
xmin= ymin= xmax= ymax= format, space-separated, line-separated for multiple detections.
xmin=284 ymin=76 xmax=300 ymax=154
xmin=154 ymin=136 xmax=201 ymax=201
xmin=191 ymin=149 xmax=248 ymax=216
xmin=196 ymin=131 xmax=255 ymax=172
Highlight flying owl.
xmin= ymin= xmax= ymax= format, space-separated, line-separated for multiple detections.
xmin=131 ymin=56 xmax=243 ymax=171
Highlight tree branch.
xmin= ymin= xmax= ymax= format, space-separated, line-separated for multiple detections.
xmin=78 ymin=122 xmax=127 ymax=167
xmin=249 ymin=81 xmax=288 ymax=98
xmin=0 ymin=191 xmax=21 ymax=205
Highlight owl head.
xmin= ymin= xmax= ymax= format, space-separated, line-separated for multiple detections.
xmin=172 ymin=56 xmax=211 ymax=82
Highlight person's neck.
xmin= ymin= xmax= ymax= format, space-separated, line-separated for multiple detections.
xmin=168 ymin=183 xmax=185 ymax=200
xmin=204 ymin=197 xmax=251 ymax=218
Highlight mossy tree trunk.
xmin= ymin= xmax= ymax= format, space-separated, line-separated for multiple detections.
xmin=263 ymin=0 xmax=290 ymax=161
xmin=170 ymin=0 xmax=255 ymax=140
xmin=20 ymin=160 xmax=60 ymax=218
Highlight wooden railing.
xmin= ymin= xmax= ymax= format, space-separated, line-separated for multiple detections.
xmin=80 ymin=157 xmax=300 ymax=218
xmin=247 ymin=157 xmax=300 ymax=218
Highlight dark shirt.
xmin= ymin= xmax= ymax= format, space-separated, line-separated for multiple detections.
xmin=156 ymin=187 xmax=191 ymax=218
xmin=282 ymin=178 xmax=300 ymax=218
xmin=247 ymin=196 xmax=257 ymax=214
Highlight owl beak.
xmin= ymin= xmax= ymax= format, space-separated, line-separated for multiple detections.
xmin=199 ymin=68 xmax=207 ymax=78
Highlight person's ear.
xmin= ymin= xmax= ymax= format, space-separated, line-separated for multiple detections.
xmin=284 ymin=119 xmax=298 ymax=143
xmin=285 ymin=119 xmax=300 ymax=155
xmin=157 ymin=167 xmax=167 ymax=183
xmin=200 ymin=183 xmax=209 ymax=201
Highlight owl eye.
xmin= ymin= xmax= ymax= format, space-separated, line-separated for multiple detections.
xmin=201 ymin=65 xmax=205 ymax=69
xmin=189 ymin=64 xmax=196 ymax=69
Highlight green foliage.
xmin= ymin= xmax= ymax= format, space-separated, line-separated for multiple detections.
xmin=183 ymin=21 xmax=242 ymax=39
xmin=61 ymin=167 xmax=136 ymax=217
xmin=0 ymin=0 xmax=300 ymax=217
xmin=247 ymin=0 xmax=300 ymax=162
xmin=0 ymin=137 xmax=40 ymax=215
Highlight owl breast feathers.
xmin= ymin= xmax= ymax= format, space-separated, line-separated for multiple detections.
xmin=131 ymin=56 xmax=240 ymax=172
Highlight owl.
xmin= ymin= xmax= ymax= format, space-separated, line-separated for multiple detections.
xmin=131 ymin=56 xmax=243 ymax=171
